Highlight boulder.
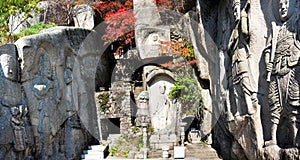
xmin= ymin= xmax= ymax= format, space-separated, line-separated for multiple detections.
xmin=73 ymin=4 xmax=95 ymax=30
xmin=15 ymin=26 xmax=100 ymax=159
xmin=9 ymin=1 xmax=70 ymax=34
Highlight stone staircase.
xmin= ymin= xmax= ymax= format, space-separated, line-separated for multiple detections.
xmin=148 ymin=149 xmax=174 ymax=158
xmin=81 ymin=144 xmax=220 ymax=159
xmin=148 ymin=144 xmax=221 ymax=159
xmin=185 ymin=144 xmax=221 ymax=160
xmin=81 ymin=145 xmax=108 ymax=160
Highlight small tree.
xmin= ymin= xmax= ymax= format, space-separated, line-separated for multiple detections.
xmin=0 ymin=0 xmax=40 ymax=43
xmin=94 ymin=0 xmax=134 ymax=56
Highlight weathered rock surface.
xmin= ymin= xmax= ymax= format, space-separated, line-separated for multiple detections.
xmin=193 ymin=0 xmax=266 ymax=158
xmin=134 ymin=0 xmax=172 ymax=61
xmin=4 ymin=0 xmax=300 ymax=159
xmin=36 ymin=1 xmax=71 ymax=25
xmin=190 ymin=0 xmax=300 ymax=159
xmin=73 ymin=4 xmax=95 ymax=30
xmin=0 ymin=44 xmax=24 ymax=159
xmin=9 ymin=1 xmax=71 ymax=34
xmin=9 ymin=13 xmax=32 ymax=34
xmin=11 ymin=27 xmax=102 ymax=159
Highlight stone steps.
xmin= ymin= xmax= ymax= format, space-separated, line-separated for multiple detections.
xmin=185 ymin=144 xmax=221 ymax=159
xmin=148 ymin=150 xmax=174 ymax=158
xmin=81 ymin=144 xmax=220 ymax=159
xmin=81 ymin=145 xmax=108 ymax=160
xmin=148 ymin=144 xmax=221 ymax=159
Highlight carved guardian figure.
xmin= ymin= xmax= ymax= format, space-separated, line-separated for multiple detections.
xmin=265 ymin=0 xmax=300 ymax=147
xmin=229 ymin=0 xmax=258 ymax=117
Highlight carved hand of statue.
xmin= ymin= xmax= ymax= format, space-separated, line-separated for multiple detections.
xmin=266 ymin=62 xmax=273 ymax=73
xmin=264 ymin=48 xmax=274 ymax=75
xmin=264 ymin=48 xmax=271 ymax=62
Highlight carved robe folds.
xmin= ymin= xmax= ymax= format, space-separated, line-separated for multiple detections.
xmin=268 ymin=19 xmax=300 ymax=146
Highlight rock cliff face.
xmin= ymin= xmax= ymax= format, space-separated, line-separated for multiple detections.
xmin=192 ymin=0 xmax=300 ymax=159
xmin=1 ymin=0 xmax=300 ymax=159
xmin=0 ymin=27 xmax=103 ymax=159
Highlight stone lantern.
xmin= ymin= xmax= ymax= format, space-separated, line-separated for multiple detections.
xmin=181 ymin=122 xmax=187 ymax=146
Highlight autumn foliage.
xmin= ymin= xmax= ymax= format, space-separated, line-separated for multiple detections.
xmin=155 ymin=0 xmax=173 ymax=9
xmin=93 ymin=0 xmax=177 ymax=54
xmin=160 ymin=39 xmax=195 ymax=59
xmin=93 ymin=0 xmax=134 ymax=54
xmin=93 ymin=0 xmax=191 ymax=58
xmin=93 ymin=0 xmax=133 ymax=19
xmin=160 ymin=38 xmax=197 ymax=69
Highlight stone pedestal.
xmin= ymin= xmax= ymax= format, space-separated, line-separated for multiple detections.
xmin=174 ymin=146 xmax=185 ymax=159
xmin=150 ymin=134 xmax=177 ymax=150
xmin=162 ymin=145 xmax=169 ymax=159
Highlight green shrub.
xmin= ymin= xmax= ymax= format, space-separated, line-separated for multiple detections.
xmin=108 ymin=136 xmax=131 ymax=158
xmin=97 ymin=93 xmax=110 ymax=112
xmin=13 ymin=22 xmax=56 ymax=38
xmin=136 ymin=135 xmax=143 ymax=152
xmin=168 ymin=67 xmax=205 ymax=122
xmin=0 ymin=0 xmax=41 ymax=44
xmin=168 ymin=81 xmax=183 ymax=99
xmin=108 ymin=134 xmax=145 ymax=158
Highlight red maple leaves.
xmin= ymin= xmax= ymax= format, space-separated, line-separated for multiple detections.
xmin=94 ymin=0 xmax=134 ymax=54
xmin=155 ymin=0 xmax=173 ymax=9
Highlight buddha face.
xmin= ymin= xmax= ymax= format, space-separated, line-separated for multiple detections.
xmin=279 ymin=0 xmax=295 ymax=22
xmin=0 ymin=54 xmax=18 ymax=81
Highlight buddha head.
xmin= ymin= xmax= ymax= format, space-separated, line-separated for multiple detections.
xmin=0 ymin=53 xmax=18 ymax=81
